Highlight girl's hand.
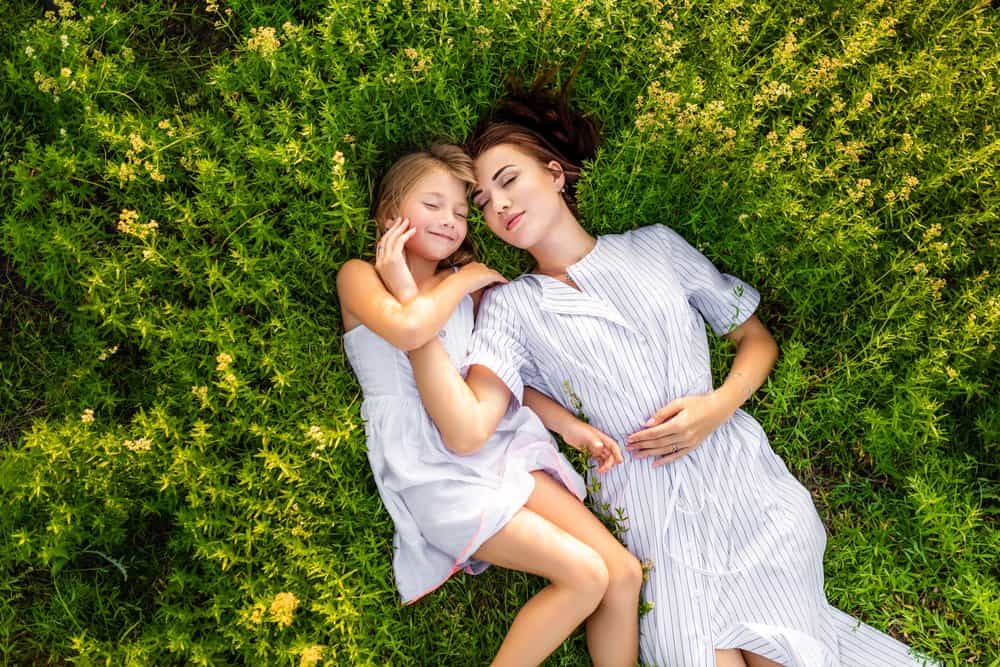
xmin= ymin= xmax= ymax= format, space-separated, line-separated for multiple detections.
xmin=560 ymin=419 xmax=623 ymax=474
xmin=625 ymin=393 xmax=730 ymax=468
xmin=456 ymin=261 xmax=508 ymax=293
xmin=375 ymin=217 xmax=419 ymax=302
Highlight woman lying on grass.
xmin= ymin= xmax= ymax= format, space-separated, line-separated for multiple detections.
xmin=402 ymin=83 xmax=936 ymax=667
xmin=335 ymin=144 xmax=642 ymax=666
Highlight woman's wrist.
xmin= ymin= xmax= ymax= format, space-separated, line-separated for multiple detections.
xmin=714 ymin=376 xmax=749 ymax=417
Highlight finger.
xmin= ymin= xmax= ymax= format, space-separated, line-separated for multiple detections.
xmin=651 ymin=447 xmax=691 ymax=468
xmin=627 ymin=423 xmax=680 ymax=446
xmin=398 ymin=227 xmax=417 ymax=248
xmin=589 ymin=439 xmax=605 ymax=459
xmin=602 ymin=434 xmax=624 ymax=465
xmin=381 ymin=218 xmax=401 ymax=241
xmin=387 ymin=219 xmax=412 ymax=248
xmin=595 ymin=445 xmax=615 ymax=474
xmin=631 ymin=441 xmax=685 ymax=459
xmin=644 ymin=398 xmax=684 ymax=428
xmin=384 ymin=218 xmax=406 ymax=245
xmin=389 ymin=226 xmax=415 ymax=256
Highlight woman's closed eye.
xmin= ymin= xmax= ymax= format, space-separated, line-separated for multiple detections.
xmin=501 ymin=175 xmax=517 ymax=187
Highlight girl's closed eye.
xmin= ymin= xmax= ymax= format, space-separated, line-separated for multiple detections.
xmin=424 ymin=202 xmax=439 ymax=210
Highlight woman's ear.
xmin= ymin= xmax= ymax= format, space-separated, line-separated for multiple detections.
xmin=546 ymin=160 xmax=566 ymax=191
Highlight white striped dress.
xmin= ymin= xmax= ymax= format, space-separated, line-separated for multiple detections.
xmin=465 ymin=224 xmax=934 ymax=667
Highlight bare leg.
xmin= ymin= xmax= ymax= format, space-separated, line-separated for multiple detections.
xmin=524 ymin=471 xmax=642 ymax=667
xmin=716 ymin=649 xmax=748 ymax=667
xmin=743 ymin=651 xmax=784 ymax=667
xmin=474 ymin=507 xmax=610 ymax=667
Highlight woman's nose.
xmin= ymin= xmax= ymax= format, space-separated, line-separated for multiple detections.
xmin=492 ymin=195 xmax=510 ymax=214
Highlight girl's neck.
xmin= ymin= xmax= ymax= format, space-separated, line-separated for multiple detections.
xmin=529 ymin=212 xmax=596 ymax=276
xmin=406 ymin=252 xmax=445 ymax=288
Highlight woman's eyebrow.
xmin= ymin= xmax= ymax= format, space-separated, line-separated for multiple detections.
xmin=492 ymin=165 xmax=515 ymax=181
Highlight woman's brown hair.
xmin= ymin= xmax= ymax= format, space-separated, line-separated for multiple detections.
xmin=372 ymin=143 xmax=477 ymax=268
xmin=467 ymin=66 xmax=600 ymax=217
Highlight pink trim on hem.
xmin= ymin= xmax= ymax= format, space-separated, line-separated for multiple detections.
xmin=402 ymin=512 xmax=487 ymax=606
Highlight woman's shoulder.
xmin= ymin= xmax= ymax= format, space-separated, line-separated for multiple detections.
xmin=611 ymin=223 xmax=676 ymax=244
xmin=477 ymin=275 xmax=540 ymax=312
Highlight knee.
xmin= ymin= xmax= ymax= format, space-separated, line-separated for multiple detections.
xmin=569 ymin=548 xmax=611 ymax=606
xmin=607 ymin=550 xmax=644 ymax=600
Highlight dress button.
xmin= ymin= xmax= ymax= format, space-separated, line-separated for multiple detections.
xmin=438 ymin=329 xmax=447 ymax=339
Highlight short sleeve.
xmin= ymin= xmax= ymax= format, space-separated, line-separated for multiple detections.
xmin=464 ymin=286 xmax=542 ymax=405
xmin=646 ymin=224 xmax=761 ymax=336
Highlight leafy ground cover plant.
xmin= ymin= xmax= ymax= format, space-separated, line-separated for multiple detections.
xmin=1 ymin=0 xmax=996 ymax=664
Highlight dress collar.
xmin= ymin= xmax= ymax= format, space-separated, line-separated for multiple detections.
xmin=527 ymin=238 xmax=636 ymax=333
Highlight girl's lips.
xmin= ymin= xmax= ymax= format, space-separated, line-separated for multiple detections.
xmin=506 ymin=212 xmax=523 ymax=231
xmin=428 ymin=231 xmax=457 ymax=241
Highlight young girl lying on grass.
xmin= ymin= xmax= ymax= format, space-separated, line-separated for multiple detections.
xmin=335 ymin=144 xmax=641 ymax=666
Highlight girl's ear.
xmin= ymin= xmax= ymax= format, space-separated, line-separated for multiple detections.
xmin=546 ymin=160 xmax=566 ymax=191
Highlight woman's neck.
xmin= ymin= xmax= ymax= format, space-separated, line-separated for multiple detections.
xmin=529 ymin=212 xmax=596 ymax=275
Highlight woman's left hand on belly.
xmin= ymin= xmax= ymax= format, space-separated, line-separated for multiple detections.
xmin=625 ymin=392 xmax=730 ymax=468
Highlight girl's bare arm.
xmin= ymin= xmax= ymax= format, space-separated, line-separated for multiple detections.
xmin=407 ymin=341 xmax=512 ymax=455
xmin=336 ymin=259 xmax=501 ymax=351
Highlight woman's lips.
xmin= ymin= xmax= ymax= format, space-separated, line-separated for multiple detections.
xmin=505 ymin=212 xmax=524 ymax=231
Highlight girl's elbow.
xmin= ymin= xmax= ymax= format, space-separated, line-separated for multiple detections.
xmin=443 ymin=438 xmax=486 ymax=457
xmin=395 ymin=318 xmax=434 ymax=351
xmin=443 ymin=426 xmax=490 ymax=456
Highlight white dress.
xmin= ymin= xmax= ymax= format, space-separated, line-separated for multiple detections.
xmin=466 ymin=225 xmax=936 ymax=667
xmin=343 ymin=293 xmax=586 ymax=604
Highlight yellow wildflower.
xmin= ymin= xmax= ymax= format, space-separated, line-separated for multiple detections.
xmin=300 ymin=645 xmax=324 ymax=667
xmin=216 ymin=352 xmax=233 ymax=371
xmin=269 ymin=591 xmax=299 ymax=627
xmin=247 ymin=26 xmax=280 ymax=56
xmin=81 ymin=408 xmax=95 ymax=424
xmin=124 ymin=437 xmax=152 ymax=452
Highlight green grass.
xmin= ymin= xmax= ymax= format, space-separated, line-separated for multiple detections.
xmin=1 ymin=0 xmax=997 ymax=664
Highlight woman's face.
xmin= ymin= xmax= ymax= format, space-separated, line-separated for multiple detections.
xmin=393 ymin=167 xmax=469 ymax=262
xmin=472 ymin=144 xmax=566 ymax=249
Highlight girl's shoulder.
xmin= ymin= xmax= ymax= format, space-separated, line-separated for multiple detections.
xmin=336 ymin=258 xmax=375 ymax=287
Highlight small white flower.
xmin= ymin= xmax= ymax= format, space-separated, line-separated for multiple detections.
xmin=60 ymin=128 xmax=67 ymax=137
xmin=25 ymin=46 xmax=35 ymax=57
xmin=60 ymin=34 xmax=69 ymax=50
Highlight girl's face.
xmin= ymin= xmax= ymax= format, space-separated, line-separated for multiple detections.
xmin=472 ymin=144 xmax=566 ymax=249
xmin=394 ymin=167 xmax=469 ymax=262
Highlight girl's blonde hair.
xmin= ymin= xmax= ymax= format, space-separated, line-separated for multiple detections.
xmin=373 ymin=143 xmax=477 ymax=268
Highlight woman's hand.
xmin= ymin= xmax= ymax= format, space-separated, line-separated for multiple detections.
xmin=375 ymin=217 xmax=419 ymax=303
xmin=456 ymin=261 xmax=508 ymax=293
xmin=560 ymin=419 xmax=623 ymax=474
xmin=626 ymin=392 xmax=732 ymax=468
